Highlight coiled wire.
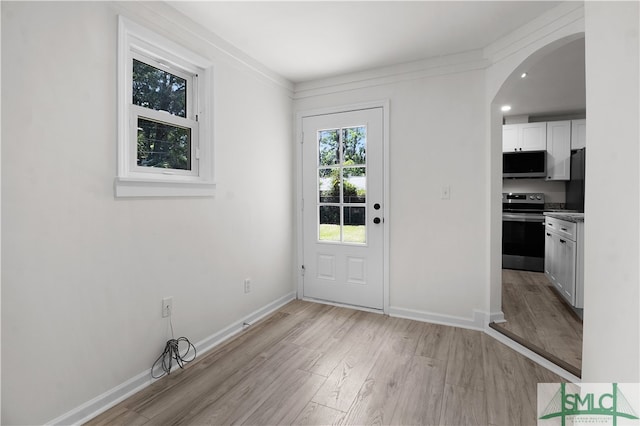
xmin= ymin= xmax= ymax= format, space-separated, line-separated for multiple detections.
xmin=151 ymin=337 xmax=196 ymax=379
xmin=151 ymin=309 xmax=196 ymax=379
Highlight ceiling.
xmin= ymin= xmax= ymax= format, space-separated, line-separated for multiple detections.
xmin=167 ymin=1 xmax=563 ymax=83
xmin=497 ymin=37 xmax=586 ymax=117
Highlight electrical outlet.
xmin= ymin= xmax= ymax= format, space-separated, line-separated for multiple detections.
xmin=162 ymin=297 xmax=173 ymax=318
xmin=244 ymin=278 xmax=251 ymax=294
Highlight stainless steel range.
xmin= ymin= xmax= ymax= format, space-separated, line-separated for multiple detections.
xmin=502 ymin=192 xmax=545 ymax=272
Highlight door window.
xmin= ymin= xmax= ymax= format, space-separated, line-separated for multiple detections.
xmin=317 ymin=126 xmax=367 ymax=244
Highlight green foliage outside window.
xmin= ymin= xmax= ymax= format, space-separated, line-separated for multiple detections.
xmin=133 ymin=59 xmax=191 ymax=170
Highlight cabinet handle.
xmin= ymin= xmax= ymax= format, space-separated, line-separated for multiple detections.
xmin=548 ymin=223 xmax=554 ymax=227
xmin=546 ymin=233 xmax=551 ymax=236
xmin=560 ymin=239 xmax=566 ymax=244
xmin=561 ymin=227 xmax=567 ymax=231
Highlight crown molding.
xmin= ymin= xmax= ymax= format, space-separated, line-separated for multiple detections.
xmin=118 ymin=2 xmax=294 ymax=95
xmin=294 ymin=49 xmax=489 ymax=100
xmin=484 ymin=1 xmax=585 ymax=64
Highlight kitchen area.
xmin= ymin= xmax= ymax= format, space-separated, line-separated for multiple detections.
xmin=497 ymin=118 xmax=585 ymax=377
xmin=491 ymin=37 xmax=586 ymax=376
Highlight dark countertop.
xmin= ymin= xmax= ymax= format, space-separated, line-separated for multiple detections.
xmin=544 ymin=211 xmax=585 ymax=223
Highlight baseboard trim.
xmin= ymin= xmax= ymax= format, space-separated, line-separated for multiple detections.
xmin=388 ymin=306 xmax=487 ymax=331
xmin=490 ymin=310 xmax=506 ymax=323
xmin=47 ymin=292 xmax=296 ymax=426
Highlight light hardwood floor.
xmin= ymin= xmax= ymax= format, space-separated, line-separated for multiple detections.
xmin=87 ymin=300 xmax=564 ymax=426
xmin=494 ymin=269 xmax=583 ymax=375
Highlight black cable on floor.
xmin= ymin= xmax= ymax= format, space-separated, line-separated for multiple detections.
xmin=152 ymin=309 xmax=196 ymax=379
xmin=151 ymin=336 xmax=197 ymax=379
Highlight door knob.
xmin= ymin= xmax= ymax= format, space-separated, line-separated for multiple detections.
xmin=374 ymin=203 xmax=381 ymax=210
xmin=373 ymin=217 xmax=381 ymax=224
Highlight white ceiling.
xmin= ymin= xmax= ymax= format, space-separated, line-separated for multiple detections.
xmin=167 ymin=1 xmax=563 ymax=83
xmin=497 ymin=37 xmax=586 ymax=117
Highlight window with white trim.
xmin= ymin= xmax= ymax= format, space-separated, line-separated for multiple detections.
xmin=116 ymin=17 xmax=214 ymax=197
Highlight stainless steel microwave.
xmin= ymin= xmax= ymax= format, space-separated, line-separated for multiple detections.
xmin=503 ymin=150 xmax=546 ymax=178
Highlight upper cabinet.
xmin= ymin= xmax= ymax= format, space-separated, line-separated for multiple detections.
xmin=571 ymin=119 xmax=586 ymax=150
xmin=502 ymin=122 xmax=547 ymax=152
xmin=546 ymin=121 xmax=571 ymax=181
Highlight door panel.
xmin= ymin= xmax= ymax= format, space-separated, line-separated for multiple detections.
xmin=302 ymin=108 xmax=384 ymax=309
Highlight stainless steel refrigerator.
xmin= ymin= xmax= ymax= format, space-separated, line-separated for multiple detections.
xmin=565 ymin=148 xmax=585 ymax=212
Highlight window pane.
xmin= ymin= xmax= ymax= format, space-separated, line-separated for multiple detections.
xmin=342 ymin=126 xmax=366 ymax=165
xmin=319 ymin=168 xmax=339 ymax=203
xmin=319 ymin=206 xmax=340 ymax=241
xmin=137 ymin=117 xmax=191 ymax=170
xmin=318 ymin=129 xmax=339 ymax=166
xmin=343 ymin=167 xmax=366 ymax=203
xmin=133 ymin=59 xmax=187 ymax=118
xmin=343 ymin=206 xmax=366 ymax=243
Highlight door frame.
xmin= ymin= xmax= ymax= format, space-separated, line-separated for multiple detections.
xmin=295 ymin=100 xmax=390 ymax=313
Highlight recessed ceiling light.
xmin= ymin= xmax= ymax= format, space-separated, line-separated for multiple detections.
xmin=501 ymin=105 xmax=512 ymax=112
xmin=521 ymin=72 xmax=528 ymax=78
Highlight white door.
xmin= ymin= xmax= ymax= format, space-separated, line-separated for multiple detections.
xmin=302 ymin=108 xmax=384 ymax=310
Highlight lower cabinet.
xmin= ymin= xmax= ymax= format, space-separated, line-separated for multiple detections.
xmin=544 ymin=217 xmax=583 ymax=308
xmin=544 ymin=231 xmax=557 ymax=286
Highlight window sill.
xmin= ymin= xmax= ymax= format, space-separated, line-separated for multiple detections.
xmin=114 ymin=177 xmax=216 ymax=198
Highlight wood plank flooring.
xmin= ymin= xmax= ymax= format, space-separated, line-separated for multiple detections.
xmin=493 ymin=269 xmax=583 ymax=375
xmin=87 ymin=300 xmax=565 ymax=426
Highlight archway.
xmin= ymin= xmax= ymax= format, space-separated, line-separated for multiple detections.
xmin=488 ymin=33 xmax=586 ymax=376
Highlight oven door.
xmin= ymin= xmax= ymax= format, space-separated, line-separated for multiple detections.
xmin=502 ymin=213 xmax=545 ymax=272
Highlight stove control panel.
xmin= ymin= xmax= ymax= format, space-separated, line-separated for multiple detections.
xmin=502 ymin=192 xmax=545 ymax=205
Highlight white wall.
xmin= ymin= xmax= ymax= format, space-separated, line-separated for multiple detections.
xmin=582 ymin=1 xmax=639 ymax=383
xmin=1 ymin=2 xmax=294 ymax=424
xmin=295 ymin=66 xmax=489 ymax=323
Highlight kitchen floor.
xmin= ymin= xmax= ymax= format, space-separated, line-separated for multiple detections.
xmin=493 ymin=269 xmax=583 ymax=375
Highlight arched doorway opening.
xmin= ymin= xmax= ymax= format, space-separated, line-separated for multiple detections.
xmin=489 ymin=33 xmax=586 ymax=377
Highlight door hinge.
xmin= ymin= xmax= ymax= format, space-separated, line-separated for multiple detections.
xmin=301 ymin=131 xmax=304 ymax=144
xmin=301 ymin=198 xmax=304 ymax=211
xmin=195 ymin=147 xmax=201 ymax=160
xmin=301 ymin=265 xmax=305 ymax=276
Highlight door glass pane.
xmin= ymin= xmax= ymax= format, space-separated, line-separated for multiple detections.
xmin=342 ymin=126 xmax=366 ymax=165
xmin=137 ymin=117 xmax=191 ymax=170
xmin=317 ymin=126 xmax=368 ymax=245
xmin=343 ymin=167 xmax=366 ymax=203
xmin=343 ymin=206 xmax=366 ymax=243
xmin=319 ymin=168 xmax=339 ymax=203
xmin=319 ymin=206 xmax=340 ymax=241
xmin=318 ymin=129 xmax=339 ymax=166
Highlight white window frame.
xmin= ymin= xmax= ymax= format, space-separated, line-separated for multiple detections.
xmin=116 ymin=16 xmax=215 ymax=197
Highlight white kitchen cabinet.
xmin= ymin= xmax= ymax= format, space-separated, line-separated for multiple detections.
xmin=546 ymin=120 xmax=571 ymax=181
xmin=557 ymin=236 xmax=577 ymax=303
xmin=502 ymin=122 xmax=547 ymax=152
xmin=502 ymin=125 xmax=519 ymax=152
xmin=571 ymin=119 xmax=586 ymax=150
xmin=544 ymin=215 xmax=584 ymax=308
